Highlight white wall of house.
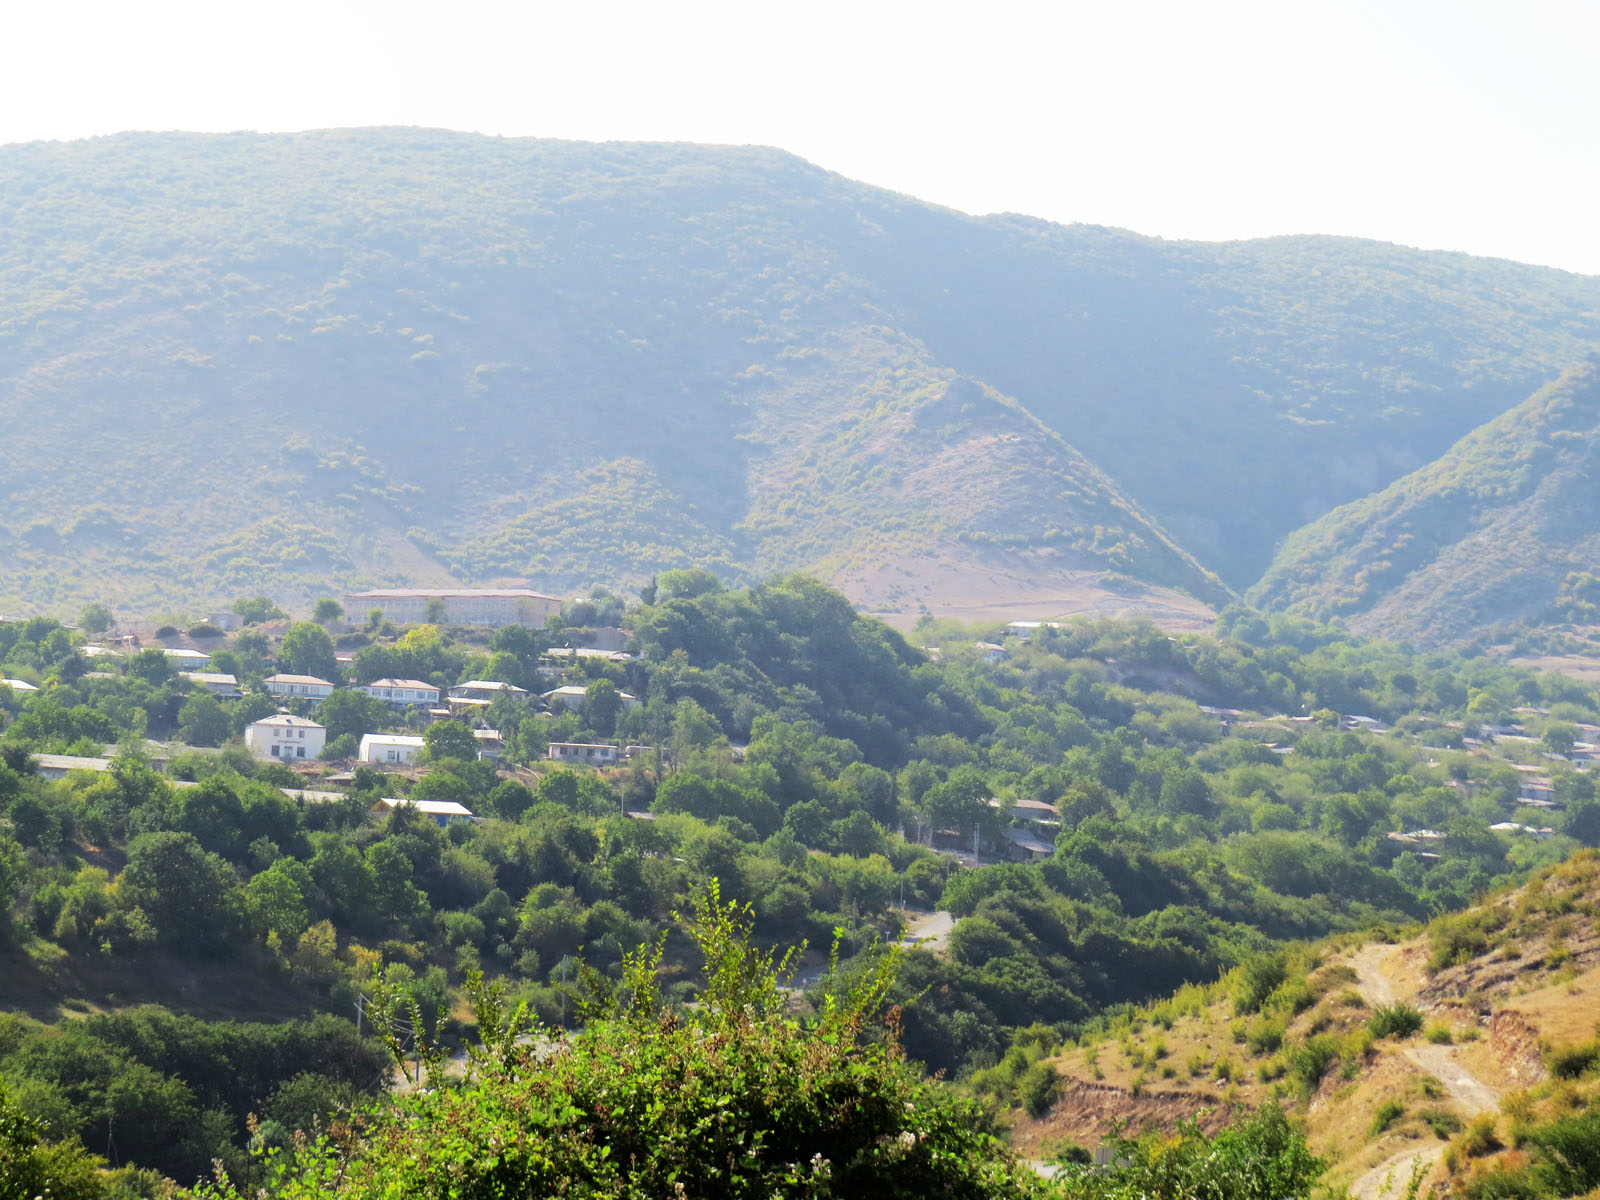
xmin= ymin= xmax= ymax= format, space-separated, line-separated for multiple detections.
xmin=359 ymin=680 xmax=441 ymax=705
xmin=265 ymin=674 xmax=335 ymax=700
xmin=358 ymin=734 xmax=425 ymax=764
xmin=244 ymin=715 xmax=327 ymax=761
xmin=344 ymin=589 xmax=559 ymax=628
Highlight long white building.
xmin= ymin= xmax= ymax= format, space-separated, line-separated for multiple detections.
xmin=358 ymin=678 xmax=442 ymax=706
xmin=344 ymin=588 xmax=559 ymax=628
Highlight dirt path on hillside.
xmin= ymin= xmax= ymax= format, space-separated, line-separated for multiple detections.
xmin=1345 ymin=943 xmax=1500 ymax=1200
xmin=1401 ymin=1044 xmax=1499 ymax=1115
xmin=1350 ymin=944 xmax=1397 ymax=1007
xmin=1349 ymin=1146 xmax=1438 ymax=1200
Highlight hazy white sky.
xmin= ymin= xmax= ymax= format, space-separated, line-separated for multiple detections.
xmin=6 ymin=0 xmax=1598 ymax=273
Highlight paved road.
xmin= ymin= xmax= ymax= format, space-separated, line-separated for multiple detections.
xmin=900 ymin=910 xmax=955 ymax=953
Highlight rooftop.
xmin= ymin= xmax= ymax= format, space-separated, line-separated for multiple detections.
xmin=347 ymin=588 xmax=557 ymax=601
xmin=251 ymin=713 xmax=325 ymax=729
xmin=376 ymin=797 xmax=475 ymax=817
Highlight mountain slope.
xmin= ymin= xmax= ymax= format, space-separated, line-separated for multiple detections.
xmin=3 ymin=128 xmax=1600 ymax=616
xmin=0 ymin=130 xmax=1222 ymax=615
xmin=1248 ymin=359 xmax=1600 ymax=646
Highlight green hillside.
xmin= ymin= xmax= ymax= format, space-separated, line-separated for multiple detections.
xmin=1248 ymin=358 xmax=1600 ymax=647
xmin=3 ymin=128 xmax=1600 ymax=618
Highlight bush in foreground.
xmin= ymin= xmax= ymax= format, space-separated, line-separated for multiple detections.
xmin=1051 ymin=1104 xmax=1323 ymax=1200
xmin=198 ymin=886 xmax=1038 ymax=1199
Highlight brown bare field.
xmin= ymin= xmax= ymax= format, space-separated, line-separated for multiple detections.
xmin=832 ymin=544 xmax=1218 ymax=634
xmin=1505 ymin=650 xmax=1600 ymax=685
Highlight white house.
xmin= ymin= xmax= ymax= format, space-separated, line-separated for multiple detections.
xmin=1004 ymin=621 xmax=1062 ymax=641
xmin=344 ymin=588 xmax=560 ymax=629
xmin=245 ymin=713 xmax=327 ymax=761
xmin=975 ymin=642 xmax=1008 ymax=664
xmin=1002 ymin=826 xmax=1055 ymax=861
xmin=988 ymin=797 xmax=1061 ymax=825
xmin=182 ymin=672 xmax=242 ymax=698
xmin=448 ymin=680 xmax=528 ymax=703
xmin=1 ymin=678 xmax=39 ymax=694
xmin=163 ymin=648 xmax=211 ymax=671
xmin=540 ymin=684 xmax=640 ymax=711
xmin=1519 ymin=779 xmax=1556 ymax=804
xmin=265 ymin=673 xmax=336 ymax=701
xmin=547 ymin=742 xmax=622 ymax=766
xmin=544 ymin=647 xmax=636 ymax=663
xmin=541 ymin=685 xmax=589 ymax=711
xmin=358 ymin=733 xmax=426 ymax=765
xmin=373 ymin=797 xmax=475 ymax=825
xmin=358 ymin=678 xmax=441 ymax=706
xmin=33 ymin=753 xmax=112 ymax=779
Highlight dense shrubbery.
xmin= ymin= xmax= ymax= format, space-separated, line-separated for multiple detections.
xmin=196 ymin=891 xmax=1040 ymax=1200
xmin=1051 ymin=1104 xmax=1323 ymax=1200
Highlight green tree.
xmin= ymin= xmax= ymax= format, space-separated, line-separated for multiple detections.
xmin=0 ymin=1078 xmax=112 ymax=1200
xmin=423 ymin=720 xmax=480 ymax=763
xmin=172 ymin=777 xmax=246 ymax=857
xmin=127 ymin=647 xmax=174 ymax=685
xmin=233 ymin=596 xmax=288 ymax=625
xmin=1543 ymin=721 xmax=1579 ymax=756
xmin=1053 ymin=1104 xmax=1322 ymax=1199
xmin=367 ymin=840 xmax=428 ymax=927
xmin=1564 ymin=799 xmax=1600 ymax=847
xmin=923 ymin=765 xmax=991 ymax=836
xmin=245 ymin=858 xmax=313 ymax=943
xmin=279 ymin=622 xmax=339 ymax=680
xmin=118 ymin=832 xmax=243 ymax=949
xmin=657 ymin=567 xmax=724 ymax=599
xmin=178 ymin=690 xmax=231 ymax=747
xmin=318 ymin=688 xmax=382 ymax=740
xmin=312 ymin=598 xmax=344 ymax=625
xmin=78 ymin=602 xmax=114 ymax=634
xmin=0 ymin=835 xmax=25 ymax=941
xmin=584 ymin=677 xmax=623 ymax=737
xmin=655 ymin=773 xmax=780 ymax=837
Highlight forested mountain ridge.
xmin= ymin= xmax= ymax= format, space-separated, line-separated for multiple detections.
xmin=1250 ymin=358 xmax=1600 ymax=647
xmin=3 ymin=128 xmax=1600 ymax=622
